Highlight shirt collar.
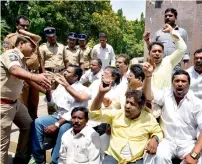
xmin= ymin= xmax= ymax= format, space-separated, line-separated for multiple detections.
xmin=170 ymin=88 xmax=192 ymax=101
xmin=14 ymin=48 xmax=24 ymax=59
xmin=99 ymin=43 xmax=109 ymax=49
xmin=47 ymin=42 xmax=59 ymax=47
xmin=66 ymin=45 xmax=77 ymax=50
xmin=70 ymin=125 xmax=89 ymax=137
xmin=174 ymin=25 xmax=179 ymax=30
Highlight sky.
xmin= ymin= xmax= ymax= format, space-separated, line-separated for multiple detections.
xmin=110 ymin=0 xmax=146 ymax=21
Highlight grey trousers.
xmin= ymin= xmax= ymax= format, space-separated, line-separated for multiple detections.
xmin=103 ymin=155 xmax=143 ymax=164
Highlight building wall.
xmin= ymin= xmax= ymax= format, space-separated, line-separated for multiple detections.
xmin=144 ymin=0 xmax=202 ymax=66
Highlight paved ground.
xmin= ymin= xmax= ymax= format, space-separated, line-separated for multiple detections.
xmin=9 ymin=95 xmax=51 ymax=164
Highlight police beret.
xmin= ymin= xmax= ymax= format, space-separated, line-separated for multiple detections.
xmin=78 ymin=34 xmax=87 ymax=40
xmin=67 ymin=32 xmax=78 ymax=40
xmin=19 ymin=35 xmax=37 ymax=48
xmin=44 ymin=27 xmax=56 ymax=37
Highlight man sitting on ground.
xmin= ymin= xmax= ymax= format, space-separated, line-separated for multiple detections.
xmin=89 ymin=74 xmax=163 ymax=163
xmin=29 ymin=65 xmax=91 ymax=164
xmin=143 ymin=63 xmax=202 ymax=164
xmin=59 ymin=107 xmax=101 ymax=164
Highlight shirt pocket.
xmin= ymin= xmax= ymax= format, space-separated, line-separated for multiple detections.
xmin=104 ymin=50 xmax=109 ymax=60
xmin=45 ymin=52 xmax=53 ymax=59
xmin=74 ymin=142 xmax=88 ymax=162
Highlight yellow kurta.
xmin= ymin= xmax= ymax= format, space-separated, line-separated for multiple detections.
xmin=89 ymin=108 xmax=163 ymax=164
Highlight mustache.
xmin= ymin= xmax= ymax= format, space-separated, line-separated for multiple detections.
xmin=165 ymin=19 xmax=170 ymax=23
xmin=195 ymin=62 xmax=202 ymax=66
xmin=73 ymin=123 xmax=80 ymax=126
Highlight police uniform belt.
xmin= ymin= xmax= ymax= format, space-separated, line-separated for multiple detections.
xmin=45 ymin=67 xmax=65 ymax=73
xmin=1 ymin=98 xmax=17 ymax=104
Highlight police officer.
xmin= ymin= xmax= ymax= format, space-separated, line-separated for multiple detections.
xmin=0 ymin=35 xmax=51 ymax=164
xmin=78 ymin=33 xmax=92 ymax=70
xmin=64 ymin=32 xmax=84 ymax=69
xmin=3 ymin=15 xmax=30 ymax=51
xmin=39 ymin=27 xmax=65 ymax=114
xmin=39 ymin=27 xmax=65 ymax=74
xmin=3 ymin=15 xmax=42 ymax=120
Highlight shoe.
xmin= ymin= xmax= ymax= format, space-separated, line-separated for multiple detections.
xmin=28 ymin=156 xmax=45 ymax=164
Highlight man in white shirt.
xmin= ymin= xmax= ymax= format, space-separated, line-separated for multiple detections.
xmin=91 ymin=33 xmax=115 ymax=68
xmin=29 ymin=65 xmax=91 ymax=164
xmin=59 ymin=107 xmax=101 ymax=164
xmin=187 ymin=48 xmax=202 ymax=100
xmin=144 ymin=66 xmax=202 ymax=164
xmin=80 ymin=58 xmax=103 ymax=85
xmin=116 ymin=54 xmax=130 ymax=96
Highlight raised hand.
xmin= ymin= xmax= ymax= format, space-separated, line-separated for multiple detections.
xmin=54 ymin=73 xmax=69 ymax=87
xmin=143 ymin=31 xmax=150 ymax=42
xmin=99 ymin=81 xmax=112 ymax=94
xmin=162 ymin=23 xmax=173 ymax=33
xmin=143 ymin=58 xmax=155 ymax=77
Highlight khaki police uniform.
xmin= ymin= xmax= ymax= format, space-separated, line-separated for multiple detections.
xmin=0 ymin=48 xmax=33 ymax=164
xmin=4 ymin=32 xmax=40 ymax=120
xmin=79 ymin=45 xmax=92 ymax=69
xmin=64 ymin=45 xmax=84 ymax=66
xmin=39 ymin=42 xmax=65 ymax=114
xmin=39 ymin=42 xmax=65 ymax=69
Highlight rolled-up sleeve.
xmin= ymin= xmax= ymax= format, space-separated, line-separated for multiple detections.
xmin=89 ymin=107 xmax=118 ymax=125
xmin=169 ymin=29 xmax=187 ymax=67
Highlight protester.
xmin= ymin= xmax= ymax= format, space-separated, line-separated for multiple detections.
xmin=59 ymin=107 xmax=100 ymax=164
xmin=29 ymin=65 xmax=91 ymax=164
xmin=187 ymin=48 xmax=202 ymax=100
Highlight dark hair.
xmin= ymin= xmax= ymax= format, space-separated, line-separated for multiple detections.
xmin=148 ymin=41 xmax=164 ymax=52
xmin=71 ymin=107 xmax=89 ymax=120
xmin=99 ymin=33 xmax=107 ymax=39
xmin=15 ymin=36 xmax=30 ymax=47
xmin=16 ymin=15 xmax=29 ymax=25
xmin=165 ymin=8 xmax=178 ymax=18
xmin=105 ymin=66 xmax=121 ymax=85
xmin=125 ymin=90 xmax=146 ymax=108
xmin=117 ymin=54 xmax=130 ymax=66
xmin=194 ymin=48 xmax=202 ymax=56
xmin=91 ymin=58 xmax=102 ymax=68
xmin=69 ymin=64 xmax=83 ymax=80
xmin=172 ymin=69 xmax=190 ymax=84
xmin=130 ymin=64 xmax=145 ymax=82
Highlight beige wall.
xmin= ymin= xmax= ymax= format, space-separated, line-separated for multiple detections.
xmin=144 ymin=0 xmax=202 ymax=67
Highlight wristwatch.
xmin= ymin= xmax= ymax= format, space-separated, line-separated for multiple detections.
xmin=190 ymin=152 xmax=200 ymax=160
xmin=54 ymin=122 xmax=60 ymax=128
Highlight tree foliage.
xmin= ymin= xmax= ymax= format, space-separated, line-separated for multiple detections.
xmin=1 ymin=1 xmax=145 ymax=58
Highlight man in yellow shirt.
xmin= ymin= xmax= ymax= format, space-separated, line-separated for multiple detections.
xmin=145 ymin=24 xmax=187 ymax=90
xmin=89 ymin=81 xmax=163 ymax=164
